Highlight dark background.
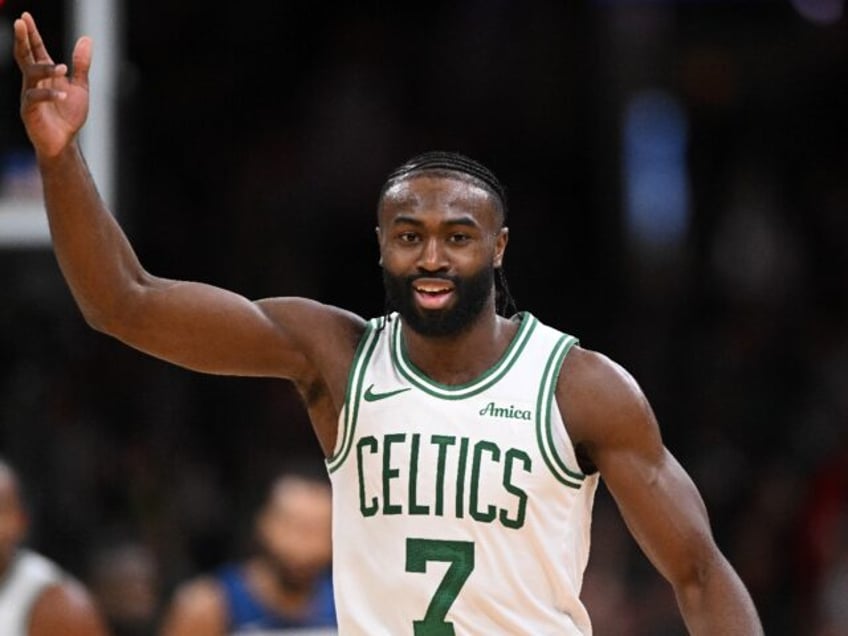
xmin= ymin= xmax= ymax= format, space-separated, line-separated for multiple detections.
xmin=1 ymin=1 xmax=847 ymax=634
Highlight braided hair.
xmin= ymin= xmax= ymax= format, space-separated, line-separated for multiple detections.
xmin=378 ymin=151 xmax=517 ymax=317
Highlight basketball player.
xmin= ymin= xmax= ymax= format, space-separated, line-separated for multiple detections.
xmin=0 ymin=458 xmax=110 ymax=636
xmin=13 ymin=12 xmax=762 ymax=634
xmin=159 ymin=466 xmax=336 ymax=635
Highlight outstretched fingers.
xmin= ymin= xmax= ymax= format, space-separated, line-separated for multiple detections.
xmin=19 ymin=12 xmax=54 ymax=64
xmin=14 ymin=13 xmax=60 ymax=92
xmin=13 ymin=17 xmax=35 ymax=67
xmin=13 ymin=13 xmax=90 ymax=104
xmin=13 ymin=11 xmax=89 ymax=156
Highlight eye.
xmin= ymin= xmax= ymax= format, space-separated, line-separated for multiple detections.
xmin=448 ymin=233 xmax=471 ymax=245
xmin=397 ymin=231 xmax=420 ymax=244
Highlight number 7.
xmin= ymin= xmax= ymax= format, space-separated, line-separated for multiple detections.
xmin=405 ymin=538 xmax=475 ymax=636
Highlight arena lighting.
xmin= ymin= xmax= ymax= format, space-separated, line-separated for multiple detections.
xmin=622 ymin=88 xmax=691 ymax=255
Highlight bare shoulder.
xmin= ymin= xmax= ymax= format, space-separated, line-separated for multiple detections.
xmin=160 ymin=576 xmax=228 ymax=636
xmin=29 ymin=580 xmax=110 ymax=636
xmin=556 ymin=345 xmax=662 ymax=459
xmin=257 ymin=296 xmax=367 ymax=355
xmin=258 ymin=296 xmax=369 ymax=393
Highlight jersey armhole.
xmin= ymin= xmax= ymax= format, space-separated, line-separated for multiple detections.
xmin=535 ymin=334 xmax=587 ymax=489
xmin=326 ymin=318 xmax=381 ymax=473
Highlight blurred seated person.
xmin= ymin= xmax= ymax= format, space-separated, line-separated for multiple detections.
xmin=87 ymin=538 xmax=161 ymax=636
xmin=0 ymin=457 xmax=111 ymax=636
xmin=160 ymin=462 xmax=335 ymax=635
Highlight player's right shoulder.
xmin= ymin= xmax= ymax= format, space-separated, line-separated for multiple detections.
xmin=256 ymin=297 xmax=367 ymax=344
xmin=252 ymin=298 xmax=372 ymax=398
xmin=253 ymin=297 xmax=368 ymax=369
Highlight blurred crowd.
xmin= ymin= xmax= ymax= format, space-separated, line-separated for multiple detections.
xmin=1 ymin=1 xmax=846 ymax=634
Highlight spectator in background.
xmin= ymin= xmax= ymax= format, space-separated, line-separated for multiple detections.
xmin=0 ymin=457 xmax=111 ymax=636
xmin=159 ymin=463 xmax=335 ymax=635
xmin=87 ymin=539 xmax=161 ymax=636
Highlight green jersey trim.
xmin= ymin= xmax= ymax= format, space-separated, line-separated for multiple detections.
xmin=390 ymin=313 xmax=538 ymax=400
xmin=536 ymin=334 xmax=584 ymax=489
xmin=327 ymin=318 xmax=381 ymax=474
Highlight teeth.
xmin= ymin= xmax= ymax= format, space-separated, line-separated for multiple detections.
xmin=415 ymin=286 xmax=450 ymax=293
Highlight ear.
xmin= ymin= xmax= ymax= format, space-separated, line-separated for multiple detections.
xmin=493 ymin=227 xmax=509 ymax=268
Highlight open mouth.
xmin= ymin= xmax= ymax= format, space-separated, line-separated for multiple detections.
xmin=412 ymin=278 xmax=456 ymax=310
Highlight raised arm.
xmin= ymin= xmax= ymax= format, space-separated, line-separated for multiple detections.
xmin=12 ymin=13 xmax=362 ymax=383
xmin=558 ymin=348 xmax=763 ymax=635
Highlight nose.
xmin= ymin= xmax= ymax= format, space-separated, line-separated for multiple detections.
xmin=417 ymin=237 xmax=448 ymax=273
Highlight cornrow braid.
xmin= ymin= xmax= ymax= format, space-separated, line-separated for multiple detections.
xmin=378 ymin=150 xmax=518 ymax=319
xmin=379 ymin=150 xmax=508 ymax=221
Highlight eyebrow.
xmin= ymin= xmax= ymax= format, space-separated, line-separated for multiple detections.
xmin=391 ymin=214 xmax=480 ymax=228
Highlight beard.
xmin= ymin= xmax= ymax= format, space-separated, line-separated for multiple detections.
xmin=383 ymin=265 xmax=495 ymax=337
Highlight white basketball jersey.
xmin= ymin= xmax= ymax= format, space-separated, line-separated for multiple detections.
xmin=327 ymin=312 xmax=598 ymax=635
xmin=0 ymin=549 xmax=64 ymax=636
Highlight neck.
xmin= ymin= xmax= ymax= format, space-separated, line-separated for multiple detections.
xmin=401 ymin=304 xmax=517 ymax=385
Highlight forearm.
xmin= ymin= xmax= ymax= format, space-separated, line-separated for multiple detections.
xmin=676 ymin=557 xmax=763 ymax=635
xmin=39 ymin=142 xmax=146 ymax=330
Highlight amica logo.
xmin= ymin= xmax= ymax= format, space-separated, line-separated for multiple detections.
xmin=478 ymin=402 xmax=532 ymax=421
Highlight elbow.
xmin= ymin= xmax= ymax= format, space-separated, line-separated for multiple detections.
xmin=75 ymin=270 xmax=152 ymax=336
xmin=675 ymin=544 xmax=721 ymax=589
xmin=673 ymin=547 xmax=739 ymax=610
xmin=79 ymin=303 xmax=118 ymax=335
xmin=76 ymin=285 xmax=140 ymax=337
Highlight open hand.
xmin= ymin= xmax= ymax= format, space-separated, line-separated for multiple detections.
xmin=14 ymin=12 xmax=92 ymax=159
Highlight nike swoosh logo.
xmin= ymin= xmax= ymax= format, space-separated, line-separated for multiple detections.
xmin=363 ymin=384 xmax=411 ymax=402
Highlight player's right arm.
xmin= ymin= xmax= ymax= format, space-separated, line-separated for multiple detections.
xmin=13 ymin=13 xmax=360 ymax=382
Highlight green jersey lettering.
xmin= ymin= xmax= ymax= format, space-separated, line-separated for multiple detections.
xmin=383 ymin=433 xmax=405 ymax=515
xmin=470 ymin=441 xmax=499 ymax=523
xmin=357 ymin=436 xmax=379 ymax=516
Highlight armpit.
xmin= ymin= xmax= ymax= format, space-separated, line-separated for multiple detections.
xmin=574 ymin=442 xmax=599 ymax=475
